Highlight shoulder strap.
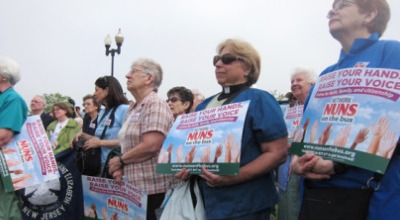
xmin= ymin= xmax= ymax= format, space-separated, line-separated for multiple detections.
xmin=99 ymin=107 xmax=118 ymax=140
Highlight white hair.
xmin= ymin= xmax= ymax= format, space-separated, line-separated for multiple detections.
xmin=0 ymin=56 xmax=20 ymax=85
xmin=290 ymin=67 xmax=317 ymax=84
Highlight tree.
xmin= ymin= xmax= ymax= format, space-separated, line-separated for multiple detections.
xmin=269 ymin=90 xmax=287 ymax=101
xmin=43 ymin=93 xmax=73 ymax=113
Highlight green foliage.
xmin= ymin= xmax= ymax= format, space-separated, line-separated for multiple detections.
xmin=269 ymin=90 xmax=286 ymax=101
xmin=43 ymin=93 xmax=71 ymax=113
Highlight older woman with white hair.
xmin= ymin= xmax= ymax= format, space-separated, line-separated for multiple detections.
xmin=278 ymin=67 xmax=316 ymax=220
xmin=108 ymin=58 xmax=179 ymax=220
xmin=0 ymin=56 xmax=28 ymax=219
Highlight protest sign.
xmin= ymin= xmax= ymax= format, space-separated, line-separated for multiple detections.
xmin=290 ymin=67 xmax=400 ymax=174
xmin=82 ymin=175 xmax=147 ymax=220
xmin=0 ymin=115 xmax=59 ymax=192
xmin=156 ymin=101 xmax=250 ymax=175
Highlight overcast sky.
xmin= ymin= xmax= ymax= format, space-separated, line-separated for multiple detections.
xmin=2 ymin=0 xmax=400 ymax=107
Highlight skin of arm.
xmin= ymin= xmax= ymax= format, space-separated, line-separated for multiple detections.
xmin=213 ymin=144 xmax=223 ymax=163
xmin=199 ymin=136 xmax=288 ymax=187
xmin=309 ymin=121 xmax=319 ymax=144
xmin=185 ymin=146 xmax=196 ymax=163
xmin=0 ymin=128 xmax=14 ymax=148
xmin=108 ymin=131 xmax=165 ymax=174
xmin=367 ymin=117 xmax=390 ymax=154
xmin=291 ymin=152 xmax=332 ymax=180
xmin=84 ymin=138 xmax=120 ymax=150
xmin=378 ymin=130 xmax=397 ymax=158
xmin=176 ymin=145 xmax=183 ymax=163
xmin=333 ymin=125 xmax=351 ymax=147
xmin=318 ymin=123 xmax=332 ymax=145
xmin=350 ymin=128 xmax=369 ymax=150
xmin=300 ymin=118 xmax=310 ymax=143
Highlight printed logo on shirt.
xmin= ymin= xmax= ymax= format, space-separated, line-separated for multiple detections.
xmin=19 ymin=162 xmax=77 ymax=219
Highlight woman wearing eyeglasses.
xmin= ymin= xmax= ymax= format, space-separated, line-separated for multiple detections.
xmin=292 ymin=0 xmax=400 ymax=219
xmin=176 ymin=38 xmax=288 ymax=220
xmin=166 ymin=86 xmax=194 ymax=119
xmin=108 ymin=58 xmax=181 ymax=220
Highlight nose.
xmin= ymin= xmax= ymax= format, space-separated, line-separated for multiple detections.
xmin=326 ymin=9 xmax=337 ymax=19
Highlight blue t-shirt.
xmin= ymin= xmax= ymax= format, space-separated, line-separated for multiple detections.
xmin=197 ymin=88 xmax=288 ymax=219
xmin=95 ymin=104 xmax=129 ymax=166
xmin=307 ymin=33 xmax=400 ymax=220
xmin=0 ymin=87 xmax=27 ymax=133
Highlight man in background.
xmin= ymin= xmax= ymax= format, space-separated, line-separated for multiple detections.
xmin=30 ymin=95 xmax=55 ymax=129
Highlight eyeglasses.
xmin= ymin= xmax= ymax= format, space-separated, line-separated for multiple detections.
xmin=166 ymin=97 xmax=181 ymax=103
xmin=130 ymin=68 xmax=147 ymax=74
xmin=327 ymin=0 xmax=357 ymax=18
xmin=213 ymin=54 xmax=244 ymax=66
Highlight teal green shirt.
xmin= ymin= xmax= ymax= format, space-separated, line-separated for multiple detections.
xmin=0 ymin=87 xmax=28 ymax=133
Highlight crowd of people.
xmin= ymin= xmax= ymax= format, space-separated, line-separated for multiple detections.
xmin=1 ymin=0 xmax=400 ymax=219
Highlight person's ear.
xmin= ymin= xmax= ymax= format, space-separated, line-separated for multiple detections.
xmin=363 ymin=8 xmax=377 ymax=25
xmin=183 ymin=101 xmax=190 ymax=111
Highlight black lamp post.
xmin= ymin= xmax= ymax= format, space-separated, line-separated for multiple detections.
xmin=104 ymin=29 xmax=124 ymax=77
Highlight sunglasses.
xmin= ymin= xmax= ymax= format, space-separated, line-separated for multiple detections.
xmin=213 ymin=54 xmax=244 ymax=66
xmin=166 ymin=97 xmax=181 ymax=103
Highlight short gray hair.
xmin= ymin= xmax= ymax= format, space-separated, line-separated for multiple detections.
xmin=191 ymin=89 xmax=205 ymax=101
xmin=132 ymin=58 xmax=163 ymax=91
xmin=0 ymin=56 xmax=21 ymax=85
xmin=290 ymin=67 xmax=317 ymax=84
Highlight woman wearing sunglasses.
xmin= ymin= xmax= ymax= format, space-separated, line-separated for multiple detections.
xmin=176 ymin=39 xmax=288 ymax=220
xmin=292 ymin=0 xmax=400 ymax=219
xmin=166 ymin=86 xmax=194 ymax=119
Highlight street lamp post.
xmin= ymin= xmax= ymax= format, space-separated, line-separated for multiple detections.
xmin=104 ymin=29 xmax=124 ymax=77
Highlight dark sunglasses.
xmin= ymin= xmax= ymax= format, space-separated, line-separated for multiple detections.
xmin=166 ymin=97 xmax=181 ymax=103
xmin=213 ymin=54 xmax=244 ymax=66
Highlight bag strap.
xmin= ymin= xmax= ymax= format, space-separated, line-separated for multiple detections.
xmin=99 ymin=107 xmax=118 ymax=140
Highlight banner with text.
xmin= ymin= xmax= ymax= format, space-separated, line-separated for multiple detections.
xmin=156 ymin=101 xmax=250 ymax=175
xmin=82 ymin=175 xmax=147 ymax=220
xmin=284 ymin=105 xmax=304 ymax=144
xmin=290 ymin=67 xmax=400 ymax=174
xmin=0 ymin=115 xmax=59 ymax=192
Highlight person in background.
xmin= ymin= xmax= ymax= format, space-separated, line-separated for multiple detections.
xmin=285 ymin=92 xmax=297 ymax=108
xmin=176 ymin=39 xmax=288 ymax=220
xmin=166 ymin=86 xmax=194 ymax=119
xmin=108 ymin=58 xmax=180 ymax=220
xmin=190 ymin=88 xmax=205 ymax=112
xmin=292 ymin=0 xmax=400 ymax=219
xmin=81 ymin=94 xmax=100 ymax=136
xmin=30 ymin=95 xmax=55 ymax=129
xmin=278 ymin=67 xmax=316 ymax=220
xmin=46 ymin=102 xmax=81 ymax=155
xmin=0 ymin=56 xmax=27 ymax=220
xmin=75 ymin=106 xmax=85 ymax=118
xmin=78 ymin=76 xmax=129 ymax=174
